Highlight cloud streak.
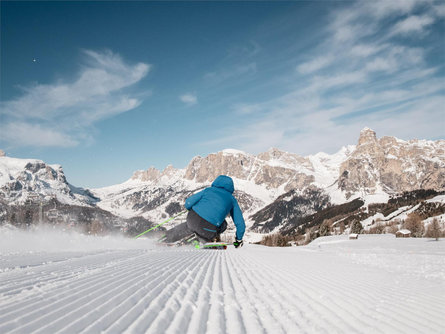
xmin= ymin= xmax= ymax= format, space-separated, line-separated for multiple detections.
xmin=297 ymin=56 xmax=333 ymax=75
xmin=204 ymin=62 xmax=257 ymax=85
xmin=213 ymin=0 xmax=444 ymax=155
xmin=0 ymin=50 xmax=150 ymax=148
xmin=179 ymin=93 xmax=198 ymax=106
xmin=390 ymin=14 xmax=435 ymax=36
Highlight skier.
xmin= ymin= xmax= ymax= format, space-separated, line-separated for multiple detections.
xmin=164 ymin=175 xmax=245 ymax=248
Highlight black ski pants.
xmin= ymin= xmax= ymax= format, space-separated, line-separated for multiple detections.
xmin=186 ymin=209 xmax=227 ymax=241
xmin=163 ymin=210 xmax=227 ymax=243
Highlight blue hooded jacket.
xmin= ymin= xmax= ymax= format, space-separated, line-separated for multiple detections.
xmin=184 ymin=175 xmax=245 ymax=240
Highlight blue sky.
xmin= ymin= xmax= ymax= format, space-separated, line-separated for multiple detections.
xmin=1 ymin=1 xmax=444 ymax=188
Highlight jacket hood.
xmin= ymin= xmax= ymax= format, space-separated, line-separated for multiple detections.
xmin=211 ymin=175 xmax=234 ymax=193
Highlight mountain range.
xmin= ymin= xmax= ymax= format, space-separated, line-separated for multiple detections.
xmin=1 ymin=128 xmax=444 ymax=238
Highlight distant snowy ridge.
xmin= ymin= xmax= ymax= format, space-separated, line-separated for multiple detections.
xmin=92 ymin=146 xmax=353 ymax=224
xmin=1 ymin=128 xmax=444 ymax=235
xmin=0 ymin=156 xmax=96 ymax=206
xmin=92 ymin=128 xmax=444 ymax=226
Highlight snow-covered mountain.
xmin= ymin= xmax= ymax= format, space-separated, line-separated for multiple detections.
xmin=0 ymin=152 xmax=156 ymax=235
xmin=1 ymin=128 xmax=444 ymax=235
xmin=91 ymin=128 xmax=445 ymax=228
xmin=90 ymin=146 xmax=353 ymax=228
xmin=0 ymin=154 xmax=97 ymax=207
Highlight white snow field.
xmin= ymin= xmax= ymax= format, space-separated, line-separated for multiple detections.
xmin=0 ymin=229 xmax=444 ymax=334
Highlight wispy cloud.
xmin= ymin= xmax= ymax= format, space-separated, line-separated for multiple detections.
xmin=0 ymin=49 xmax=150 ymax=148
xmin=204 ymin=62 xmax=257 ymax=85
xmin=211 ymin=0 xmax=444 ymax=155
xmin=390 ymin=14 xmax=435 ymax=36
xmin=297 ymin=55 xmax=333 ymax=75
xmin=179 ymin=93 xmax=198 ymax=106
xmin=349 ymin=43 xmax=387 ymax=58
xmin=0 ymin=123 xmax=79 ymax=147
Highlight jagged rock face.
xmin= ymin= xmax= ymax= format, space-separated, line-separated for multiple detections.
xmin=131 ymin=165 xmax=185 ymax=184
xmin=184 ymin=149 xmax=314 ymax=191
xmin=0 ymin=157 xmax=95 ymax=206
xmin=23 ymin=162 xmax=67 ymax=183
xmin=257 ymin=148 xmax=313 ymax=169
xmin=357 ymin=127 xmax=378 ymax=146
xmin=339 ymin=129 xmax=445 ymax=198
xmin=131 ymin=167 xmax=161 ymax=182
xmin=252 ymin=164 xmax=314 ymax=191
xmin=184 ymin=151 xmax=253 ymax=183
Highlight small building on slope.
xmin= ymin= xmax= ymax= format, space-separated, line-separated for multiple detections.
xmin=396 ymin=229 xmax=411 ymax=238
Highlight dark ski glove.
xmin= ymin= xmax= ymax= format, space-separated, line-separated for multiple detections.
xmin=233 ymin=239 xmax=244 ymax=248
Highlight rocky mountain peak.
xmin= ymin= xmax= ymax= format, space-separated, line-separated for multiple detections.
xmin=358 ymin=127 xmax=377 ymax=146
xmin=257 ymin=147 xmax=311 ymax=169
xmin=259 ymin=147 xmax=284 ymax=159
xmin=131 ymin=167 xmax=161 ymax=182
xmin=221 ymin=149 xmax=247 ymax=156
xmin=0 ymin=157 xmax=94 ymax=206
xmin=161 ymin=165 xmax=181 ymax=179
xmin=184 ymin=151 xmax=250 ymax=183
xmin=257 ymin=148 xmax=290 ymax=161
xmin=339 ymin=129 xmax=445 ymax=198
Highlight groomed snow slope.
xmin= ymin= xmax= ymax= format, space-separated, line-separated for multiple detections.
xmin=0 ymin=231 xmax=444 ymax=333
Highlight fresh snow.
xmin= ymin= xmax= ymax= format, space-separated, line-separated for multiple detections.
xmin=424 ymin=214 xmax=445 ymax=227
xmin=308 ymin=145 xmax=355 ymax=205
xmin=362 ymin=190 xmax=390 ymax=206
xmin=360 ymin=206 xmax=412 ymax=228
xmin=0 ymin=157 xmax=44 ymax=185
xmin=222 ymin=148 xmax=248 ymax=156
xmin=361 ymin=213 xmax=386 ymax=227
xmin=0 ymin=156 xmax=91 ymax=207
xmin=391 ymin=203 xmax=422 ymax=222
xmin=1 ymin=229 xmax=444 ymax=334
xmin=427 ymin=195 xmax=445 ymax=204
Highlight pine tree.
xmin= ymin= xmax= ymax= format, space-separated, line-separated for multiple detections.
xmin=350 ymin=220 xmax=363 ymax=234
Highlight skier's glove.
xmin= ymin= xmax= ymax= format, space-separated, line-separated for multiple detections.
xmin=233 ymin=239 xmax=244 ymax=248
